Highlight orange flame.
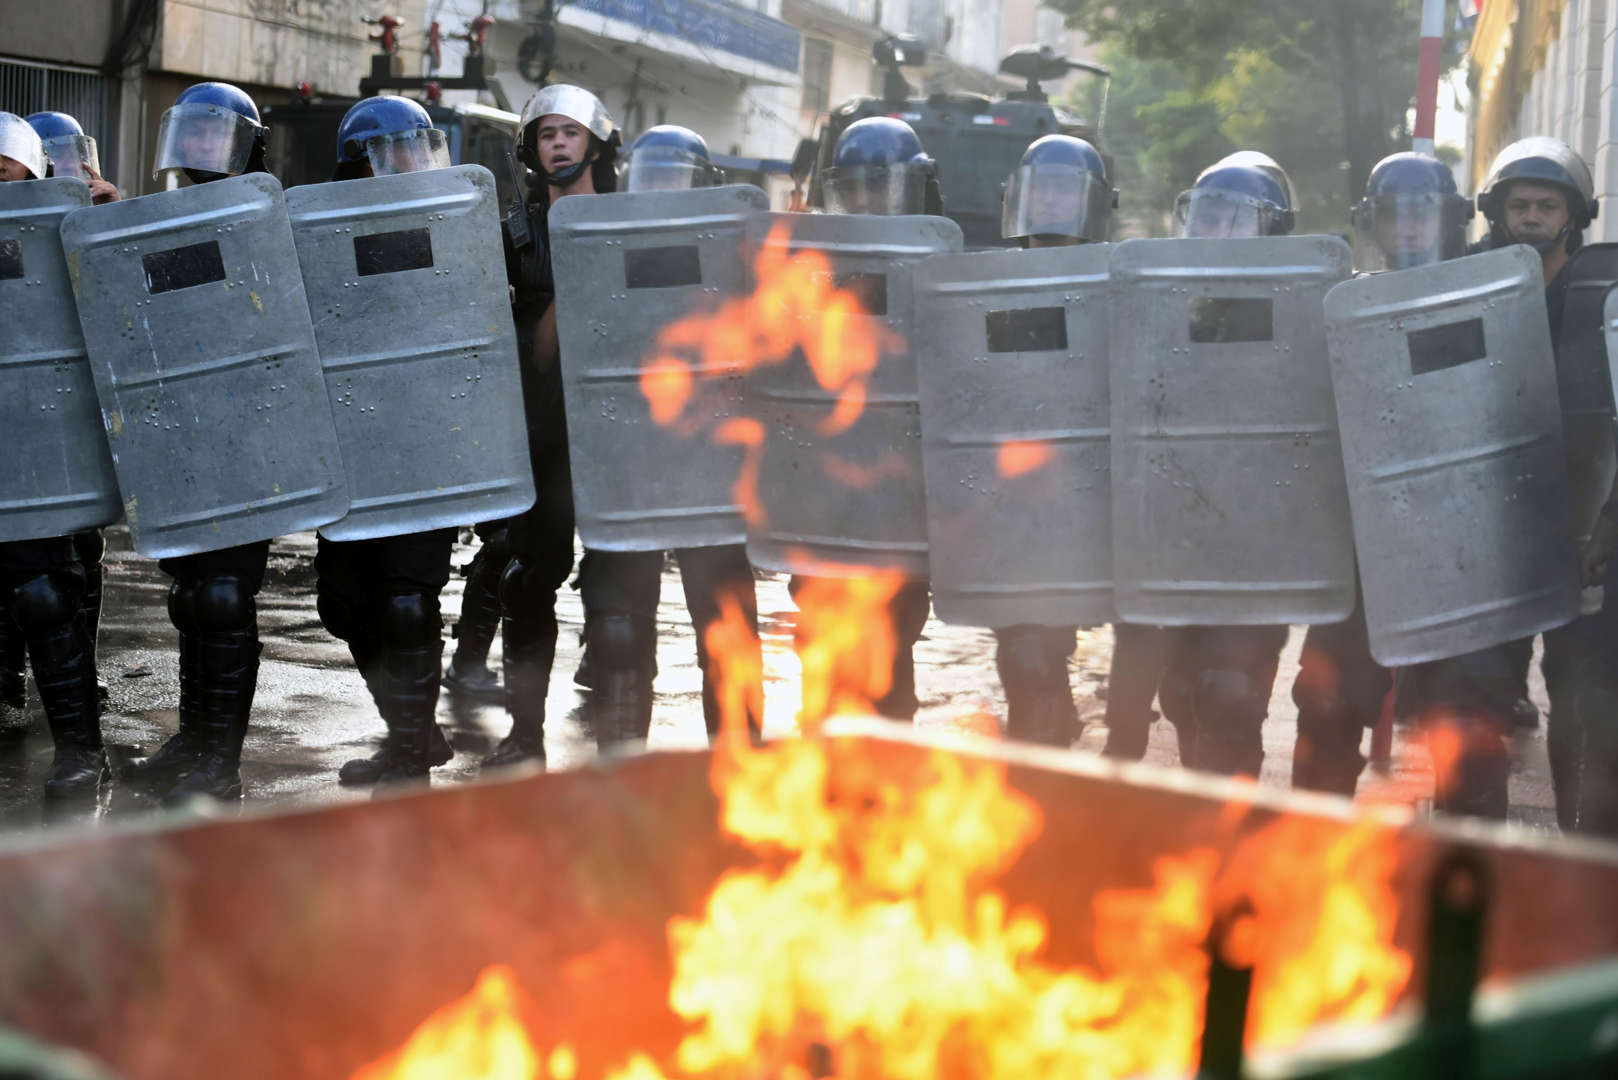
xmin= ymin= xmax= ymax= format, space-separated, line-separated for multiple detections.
xmin=788 ymin=570 xmax=905 ymax=731
xmin=349 ymin=966 xmax=555 ymax=1080
xmin=639 ymin=355 xmax=694 ymax=426
xmin=634 ymin=221 xmax=905 ymax=530
xmin=996 ymin=440 xmax=1056 ymax=478
xmin=1423 ymin=718 xmax=1467 ymax=801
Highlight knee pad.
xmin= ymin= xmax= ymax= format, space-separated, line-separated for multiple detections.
xmin=499 ymin=555 xmax=551 ymax=615
xmin=996 ymin=626 xmax=1073 ymax=694
xmin=167 ymin=579 xmax=198 ymax=633
xmin=316 ymin=577 xmax=367 ymax=644
xmin=192 ymin=575 xmax=255 ymax=633
xmin=478 ymin=526 xmax=512 ymax=570
xmin=12 ymin=570 xmax=85 ymax=632
xmin=380 ymin=591 xmax=441 ymax=648
xmin=586 ymin=613 xmax=654 ymax=673
xmin=1194 ymin=668 xmax=1267 ymax=728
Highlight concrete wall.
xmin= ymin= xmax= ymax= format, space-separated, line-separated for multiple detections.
xmin=155 ymin=0 xmax=430 ymax=96
xmin=2 ymin=0 xmax=118 ymax=69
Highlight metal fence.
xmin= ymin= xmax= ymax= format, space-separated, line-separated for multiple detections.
xmin=0 ymin=57 xmax=116 ymax=179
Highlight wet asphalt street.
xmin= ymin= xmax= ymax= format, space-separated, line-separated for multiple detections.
xmin=0 ymin=526 xmax=1562 ymax=835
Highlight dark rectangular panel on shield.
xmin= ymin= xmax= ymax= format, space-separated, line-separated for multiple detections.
xmin=1407 ymin=317 xmax=1487 ymax=376
xmin=0 ymin=237 xmax=22 ymax=280
xmin=141 ymin=241 xmax=226 ymax=294
xmin=624 ymin=245 xmax=703 ymax=289
xmin=835 ymin=270 xmax=888 ymax=316
xmin=1188 ymin=297 xmax=1273 ymax=343
xmin=985 ymin=306 xmax=1068 ymax=353
xmin=354 ymin=228 xmax=434 ymax=276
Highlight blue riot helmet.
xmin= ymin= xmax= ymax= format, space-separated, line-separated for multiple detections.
xmin=621 ymin=125 xmax=722 ymax=192
xmin=334 ymin=96 xmax=448 ymax=181
xmin=25 ymin=111 xmax=99 ymax=180
xmin=1212 ymin=150 xmax=1298 ymax=217
xmin=1476 ymin=136 xmax=1597 ymax=253
xmin=153 ymin=81 xmax=267 ymax=183
xmin=0 ymin=112 xmax=47 ymax=181
xmin=823 ymin=116 xmax=938 ymax=215
xmin=1002 ymin=134 xmax=1115 ymax=242
xmin=1351 ymin=152 xmax=1473 ymax=272
xmin=1174 ymin=160 xmax=1295 ymax=238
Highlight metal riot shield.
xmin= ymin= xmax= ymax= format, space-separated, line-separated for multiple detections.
xmin=914 ymin=243 xmax=1112 ymax=628
xmin=1325 ymin=244 xmax=1580 ymax=666
xmin=286 ymin=165 xmax=534 ymax=541
xmin=59 ymin=174 xmax=347 ymax=558
xmin=1109 ymin=235 xmax=1356 ymax=625
xmin=743 ymin=212 xmax=965 ymax=578
xmin=548 ymin=184 xmax=767 ymax=550
xmin=0 ymin=178 xmax=121 ymax=543
xmin=1552 ymin=243 xmax=1618 ymax=548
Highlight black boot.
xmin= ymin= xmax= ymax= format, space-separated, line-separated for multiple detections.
xmin=340 ymin=595 xmax=448 ymax=787
xmin=0 ymin=589 xmax=26 ymax=734
xmin=445 ymin=541 xmax=506 ymax=702
xmin=12 ymin=572 xmax=106 ymax=798
xmin=1100 ymin=623 xmax=1171 ymax=760
xmin=481 ymin=613 xmax=556 ymax=769
xmin=121 ymin=632 xmax=207 ymax=786
xmin=585 ymin=614 xmax=656 ymax=753
xmin=1292 ymin=702 xmax=1368 ymax=797
xmin=80 ymin=553 xmax=108 ymax=700
xmin=997 ymin=625 xmax=1077 ymax=748
xmin=336 ymin=631 xmax=453 ymax=786
xmin=162 ymin=629 xmax=259 ymax=803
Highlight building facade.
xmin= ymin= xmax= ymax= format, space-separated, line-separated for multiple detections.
xmin=4 ymin=0 xmax=437 ymax=195
xmin=1468 ymin=0 xmax=1618 ymax=240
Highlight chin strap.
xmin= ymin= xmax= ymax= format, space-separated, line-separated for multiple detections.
xmin=544 ymin=159 xmax=589 ymax=187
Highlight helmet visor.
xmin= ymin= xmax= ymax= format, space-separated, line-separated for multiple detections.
xmin=622 ymin=147 xmax=720 ymax=192
xmin=41 ymin=133 xmax=99 ymax=180
xmin=153 ymin=102 xmax=259 ymax=178
xmin=1352 ymin=192 xmax=1469 ymax=272
xmin=1173 ymin=188 xmax=1284 ymax=238
xmin=365 ymin=128 xmax=450 ymax=175
xmin=0 ymin=113 xmax=47 ymax=180
xmin=1001 ymin=164 xmax=1111 ymax=241
xmin=823 ymin=163 xmax=928 ymax=215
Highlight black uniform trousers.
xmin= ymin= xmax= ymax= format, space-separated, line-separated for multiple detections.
xmin=314 ymin=529 xmax=456 ymax=646
xmin=1542 ymin=562 xmax=1618 ymax=835
xmin=1158 ymin=624 xmax=1289 ymax=777
xmin=577 ymin=543 xmax=761 ymax=737
xmin=1290 ymin=596 xmax=1392 ymax=796
xmin=787 ymin=574 xmax=930 ymax=724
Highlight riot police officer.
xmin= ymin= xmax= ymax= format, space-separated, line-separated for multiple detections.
xmin=308 ymin=97 xmax=463 ymax=786
xmin=1439 ymin=136 xmax=1612 ymax=823
xmin=1289 ymin=152 xmax=1469 ymax=797
xmin=571 ymin=125 xmax=762 ymax=749
xmin=24 ymin=112 xmax=119 ymax=203
xmin=31 ymin=112 xmax=119 ymax=704
xmin=2 ymin=112 xmax=119 ymax=729
xmin=0 ymin=113 xmax=106 ymax=796
xmin=992 ymin=133 xmax=1114 ymax=745
xmin=119 ymin=82 xmax=276 ymax=801
xmin=791 ymin=116 xmax=942 ymax=724
xmin=481 ymin=85 xmax=621 ymax=767
xmin=1117 ymin=158 xmax=1299 ymax=776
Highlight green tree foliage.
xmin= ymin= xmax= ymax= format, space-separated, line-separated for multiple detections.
xmin=1059 ymin=0 xmax=1457 ymax=236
